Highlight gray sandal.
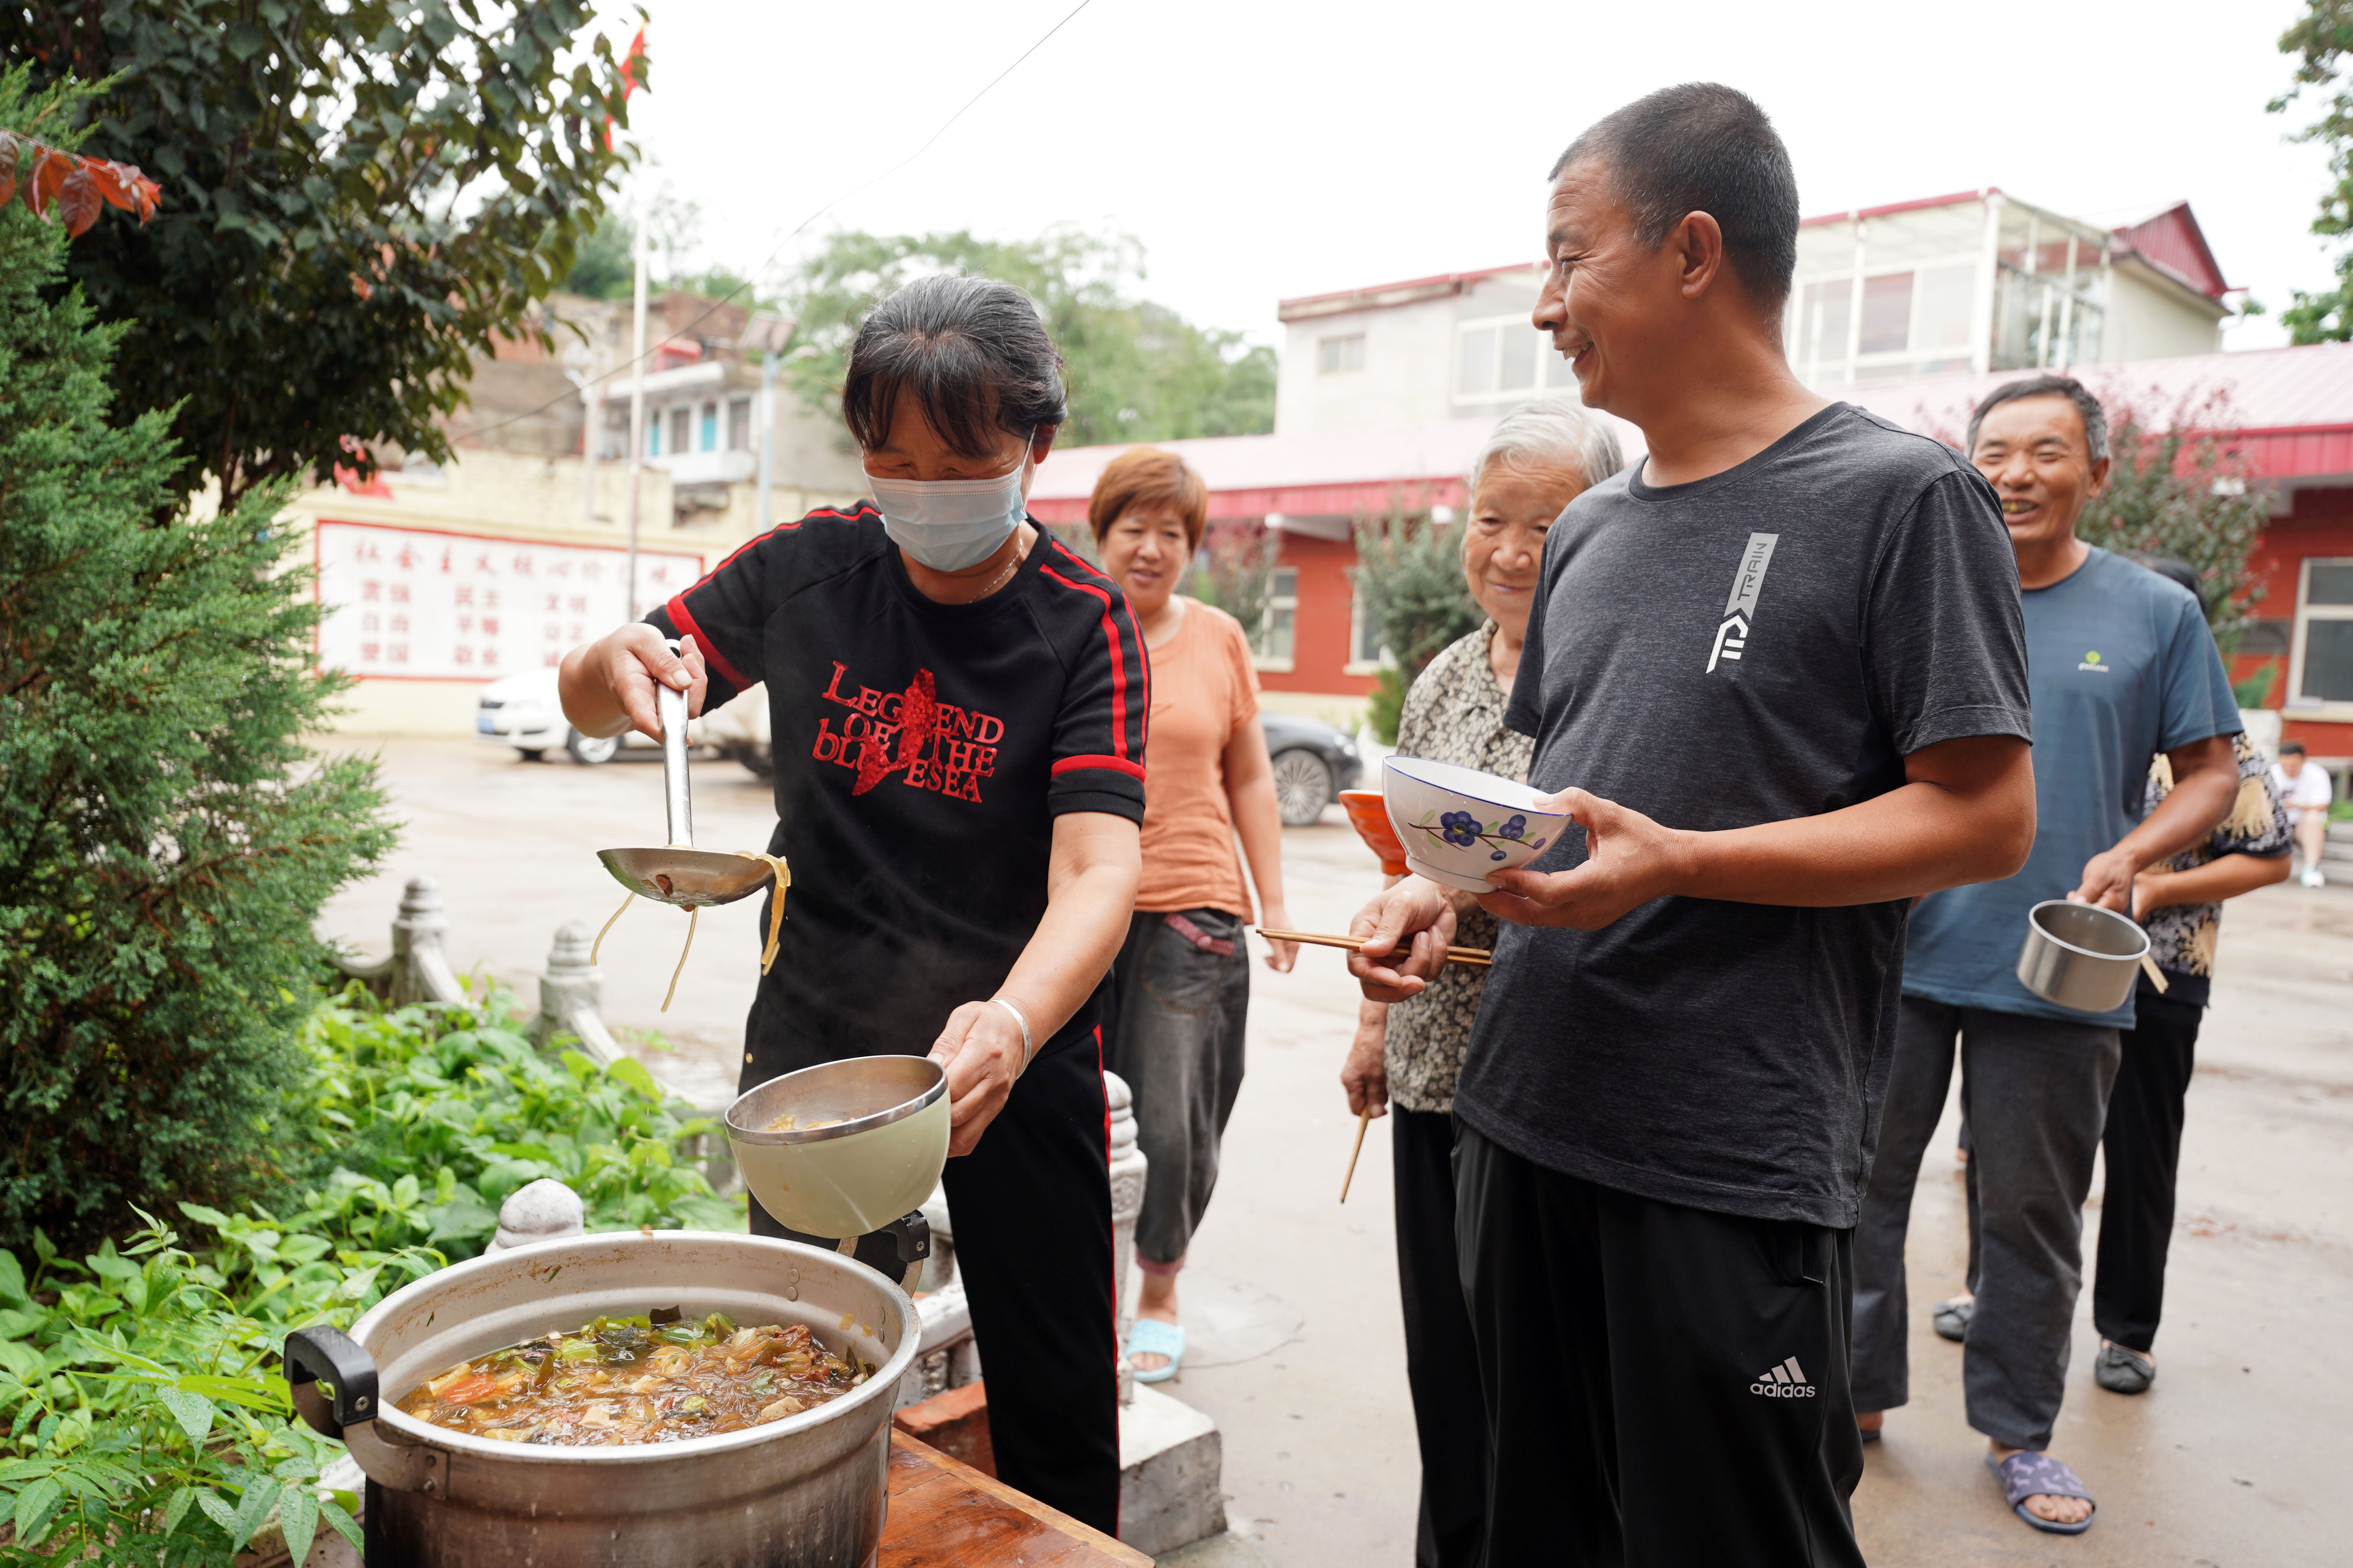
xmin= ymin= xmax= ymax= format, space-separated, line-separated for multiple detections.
xmin=1932 ymin=1294 xmax=1973 ymax=1342
xmin=1987 ymin=1450 xmax=2095 ymax=1535
xmin=2094 ymin=1342 xmax=2154 ymax=1394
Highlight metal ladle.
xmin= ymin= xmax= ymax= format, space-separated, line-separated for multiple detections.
xmin=595 ymin=644 xmax=775 ymax=908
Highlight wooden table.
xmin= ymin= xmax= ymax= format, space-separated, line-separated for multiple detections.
xmin=882 ymin=1432 xmax=1151 ymax=1567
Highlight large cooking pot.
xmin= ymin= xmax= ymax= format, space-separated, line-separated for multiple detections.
xmin=285 ymin=1230 xmax=918 ymax=1568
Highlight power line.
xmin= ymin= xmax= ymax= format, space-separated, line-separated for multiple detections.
xmin=463 ymin=0 xmax=1098 ymax=444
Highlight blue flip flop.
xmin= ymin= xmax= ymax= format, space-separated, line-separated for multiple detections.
xmin=1987 ymin=1450 xmax=2096 ymax=1535
xmin=1127 ymin=1318 xmax=1185 ymax=1384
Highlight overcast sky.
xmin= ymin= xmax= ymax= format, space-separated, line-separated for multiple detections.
xmin=614 ymin=0 xmax=2333 ymax=353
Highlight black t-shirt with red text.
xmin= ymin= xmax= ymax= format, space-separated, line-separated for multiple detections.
xmin=645 ymin=504 xmax=1148 ymax=1082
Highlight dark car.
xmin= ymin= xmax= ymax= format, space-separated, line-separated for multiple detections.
xmin=1261 ymin=712 xmax=1362 ymax=826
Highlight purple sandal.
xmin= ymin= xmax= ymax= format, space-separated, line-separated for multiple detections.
xmin=1987 ymin=1451 xmax=2095 ymax=1535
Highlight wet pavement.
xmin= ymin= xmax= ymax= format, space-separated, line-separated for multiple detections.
xmin=320 ymin=738 xmax=2353 ymax=1565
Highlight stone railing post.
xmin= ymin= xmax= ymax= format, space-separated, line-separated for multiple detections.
xmin=389 ymin=876 xmax=463 ymax=1004
xmin=330 ymin=875 xmax=465 ymax=1006
xmin=530 ymin=920 xmax=625 ymax=1064
xmin=1104 ymin=1070 xmax=1148 ymax=1406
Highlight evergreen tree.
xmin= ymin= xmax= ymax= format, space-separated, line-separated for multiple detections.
xmin=0 ymin=71 xmax=395 ymax=1253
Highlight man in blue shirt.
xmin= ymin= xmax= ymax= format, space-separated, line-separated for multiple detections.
xmin=1851 ymin=376 xmax=2242 ymax=1536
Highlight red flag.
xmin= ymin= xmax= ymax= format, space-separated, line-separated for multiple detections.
xmin=604 ymin=27 xmax=647 ymax=149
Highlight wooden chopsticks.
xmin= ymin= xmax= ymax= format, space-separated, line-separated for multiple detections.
xmin=1256 ymin=928 xmax=1492 ymax=969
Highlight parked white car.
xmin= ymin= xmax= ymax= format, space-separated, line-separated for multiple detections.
xmin=473 ymin=666 xmax=773 ymax=775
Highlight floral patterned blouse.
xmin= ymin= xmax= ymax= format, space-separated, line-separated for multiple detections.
xmin=2139 ymin=731 xmax=2291 ymax=1005
xmin=1384 ymin=622 xmax=1532 ymax=1113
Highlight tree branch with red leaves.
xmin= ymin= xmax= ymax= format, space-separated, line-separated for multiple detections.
xmin=0 ymin=129 xmax=159 ymax=235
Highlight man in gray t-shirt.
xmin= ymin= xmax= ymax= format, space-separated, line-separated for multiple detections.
xmin=1349 ymin=86 xmax=2035 ymax=1567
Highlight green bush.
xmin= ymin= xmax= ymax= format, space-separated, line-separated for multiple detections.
xmin=0 ymin=71 xmax=394 ymax=1256
xmin=1352 ymin=505 xmax=1483 ymax=743
xmin=0 ymin=986 xmax=744 ymax=1563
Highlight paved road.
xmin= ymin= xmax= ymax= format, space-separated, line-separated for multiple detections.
xmin=321 ymin=738 xmax=2353 ymax=1564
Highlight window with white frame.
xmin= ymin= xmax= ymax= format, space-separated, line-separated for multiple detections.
xmin=1454 ymin=315 xmax=1559 ymax=404
xmin=1258 ymin=567 xmax=1299 ymax=670
xmin=668 ymin=405 xmax=692 ymax=456
xmin=2289 ymin=558 xmax=2353 ymax=710
xmin=1346 ymin=582 xmax=1388 ymax=673
xmin=728 ymin=396 xmax=753 ymax=451
xmin=1318 ymin=335 xmax=1365 ymax=375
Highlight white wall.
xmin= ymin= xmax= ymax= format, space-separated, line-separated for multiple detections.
xmin=1276 ymin=294 xmax=1463 ymax=435
xmin=2102 ymin=261 xmax=2226 ymax=365
xmin=1274 ymin=267 xmax=1561 ymax=436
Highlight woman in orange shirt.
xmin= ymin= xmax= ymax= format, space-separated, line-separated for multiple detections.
xmin=1092 ymin=448 xmax=1297 ymax=1383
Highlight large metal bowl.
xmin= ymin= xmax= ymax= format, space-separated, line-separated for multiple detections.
xmin=2015 ymin=899 xmax=2150 ymax=1013
xmin=725 ymin=1057 xmax=951 ymax=1240
xmin=286 ymin=1231 xmax=918 ymax=1567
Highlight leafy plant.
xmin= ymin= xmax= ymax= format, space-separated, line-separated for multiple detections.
xmin=1354 ymin=508 xmax=1482 ymax=665
xmin=0 ymin=2 xmax=639 ymax=507
xmin=1194 ymin=519 xmax=1281 ymax=649
xmin=281 ymin=987 xmax=743 ymax=1253
xmin=2271 ymin=0 xmax=2353 ymax=342
xmin=2074 ymin=388 xmax=2273 ymax=650
xmin=0 ymin=986 xmax=744 ymax=1563
xmin=781 ymin=227 xmax=1277 ymax=448
xmin=0 ymin=1212 xmax=386 ymax=1563
xmin=0 ymin=87 xmax=396 ymax=1258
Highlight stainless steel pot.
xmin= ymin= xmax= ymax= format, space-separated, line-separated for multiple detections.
xmin=2015 ymin=899 xmax=2149 ymax=1013
xmin=285 ymin=1231 xmax=918 ymax=1568
xmin=725 ymin=1056 xmax=949 ymax=1242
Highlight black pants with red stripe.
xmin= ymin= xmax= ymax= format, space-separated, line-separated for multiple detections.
xmin=1455 ymin=1126 xmax=1867 ymax=1568
xmin=749 ymin=1030 xmax=1120 ymax=1534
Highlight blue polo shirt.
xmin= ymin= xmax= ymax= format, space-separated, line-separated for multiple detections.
xmin=1902 ymin=547 xmax=2240 ymax=1029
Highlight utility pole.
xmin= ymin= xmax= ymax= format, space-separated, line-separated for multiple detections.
xmin=581 ymin=369 xmax=601 ymax=528
xmin=757 ymin=342 xmax=777 ymax=536
xmin=624 ymin=184 xmax=650 ymax=622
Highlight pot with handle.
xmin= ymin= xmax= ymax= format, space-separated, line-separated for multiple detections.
xmin=2014 ymin=899 xmax=2150 ymax=1014
xmin=284 ymin=1230 xmax=918 ymax=1567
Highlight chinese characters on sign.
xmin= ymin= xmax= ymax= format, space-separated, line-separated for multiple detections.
xmin=315 ymin=523 xmax=705 ymax=680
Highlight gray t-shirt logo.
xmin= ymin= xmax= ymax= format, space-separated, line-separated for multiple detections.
xmin=1707 ymin=531 xmax=1781 ymax=673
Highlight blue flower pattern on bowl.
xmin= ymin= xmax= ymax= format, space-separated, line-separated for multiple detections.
xmin=1416 ymin=808 xmax=1552 ymax=863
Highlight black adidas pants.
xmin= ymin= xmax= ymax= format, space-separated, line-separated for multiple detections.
xmin=1455 ymin=1126 xmax=1867 ymax=1568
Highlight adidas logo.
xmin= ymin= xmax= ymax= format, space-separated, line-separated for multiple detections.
xmin=1750 ymin=1356 xmax=1817 ymax=1398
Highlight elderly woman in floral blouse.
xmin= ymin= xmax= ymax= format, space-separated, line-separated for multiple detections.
xmin=1340 ymin=397 xmax=1620 ymax=1568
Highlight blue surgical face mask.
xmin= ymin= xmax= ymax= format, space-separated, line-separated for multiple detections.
xmin=866 ymin=459 xmax=1029 ymax=571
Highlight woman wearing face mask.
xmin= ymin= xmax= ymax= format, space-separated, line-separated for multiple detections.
xmin=1336 ymin=398 xmax=1618 ymax=1568
xmin=1088 ymin=448 xmax=1298 ymax=1386
xmin=559 ymin=275 xmax=1144 ymax=1532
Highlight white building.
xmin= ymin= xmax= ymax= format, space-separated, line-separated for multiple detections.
xmin=1273 ymin=190 xmax=2241 ymax=436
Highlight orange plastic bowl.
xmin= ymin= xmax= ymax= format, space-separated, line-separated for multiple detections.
xmin=1339 ymin=789 xmax=1409 ymax=876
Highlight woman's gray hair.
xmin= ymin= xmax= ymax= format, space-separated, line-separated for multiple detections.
xmin=1466 ymin=397 xmax=1624 ymax=500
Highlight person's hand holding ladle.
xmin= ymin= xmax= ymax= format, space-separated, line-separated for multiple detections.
xmin=560 ymin=623 xmax=709 ymax=743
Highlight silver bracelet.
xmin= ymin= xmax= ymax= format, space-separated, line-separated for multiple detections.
xmin=989 ymin=997 xmax=1034 ymax=1070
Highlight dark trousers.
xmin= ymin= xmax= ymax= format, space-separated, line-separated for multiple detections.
xmin=1454 ymin=1126 xmax=1866 ymax=1568
xmin=1101 ymin=909 xmax=1250 ymax=1268
xmin=2093 ymin=990 xmax=2204 ymax=1354
xmin=1393 ymin=1108 xmax=1487 ymax=1568
xmin=1852 ymin=996 xmax=2119 ymax=1451
xmin=749 ymin=1032 xmax=1120 ymax=1534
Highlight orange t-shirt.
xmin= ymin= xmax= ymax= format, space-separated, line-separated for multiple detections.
xmin=1135 ymin=600 xmax=1260 ymax=917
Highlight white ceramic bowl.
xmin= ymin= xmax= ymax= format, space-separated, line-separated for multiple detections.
xmin=1382 ymin=756 xmax=1571 ymax=892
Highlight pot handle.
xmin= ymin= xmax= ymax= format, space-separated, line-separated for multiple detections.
xmin=284 ymin=1326 xmax=382 ymax=1440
